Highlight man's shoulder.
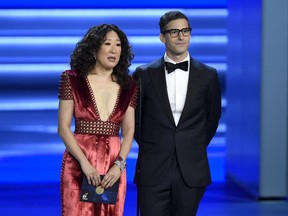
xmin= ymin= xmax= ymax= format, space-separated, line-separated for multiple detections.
xmin=191 ymin=58 xmax=218 ymax=80
xmin=191 ymin=57 xmax=216 ymax=72
xmin=137 ymin=58 xmax=162 ymax=70
xmin=132 ymin=58 xmax=163 ymax=80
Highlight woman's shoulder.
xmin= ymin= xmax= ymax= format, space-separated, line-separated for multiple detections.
xmin=61 ymin=70 xmax=78 ymax=77
xmin=128 ymin=75 xmax=138 ymax=89
xmin=120 ymin=76 xmax=138 ymax=94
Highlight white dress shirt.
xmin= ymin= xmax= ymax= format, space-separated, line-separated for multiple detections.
xmin=164 ymin=53 xmax=190 ymax=126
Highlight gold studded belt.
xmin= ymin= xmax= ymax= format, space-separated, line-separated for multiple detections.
xmin=75 ymin=120 xmax=120 ymax=136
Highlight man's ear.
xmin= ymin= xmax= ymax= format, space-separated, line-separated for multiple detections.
xmin=160 ymin=34 xmax=166 ymax=44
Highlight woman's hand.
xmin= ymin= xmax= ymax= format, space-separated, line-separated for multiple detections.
xmin=80 ymin=160 xmax=101 ymax=186
xmin=101 ymin=165 xmax=121 ymax=188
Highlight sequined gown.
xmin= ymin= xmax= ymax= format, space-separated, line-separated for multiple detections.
xmin=58 ymin=70 xmax=138 ymax=216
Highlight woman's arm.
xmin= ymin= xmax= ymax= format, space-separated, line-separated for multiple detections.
xmin=102 ymin=106 xmax=135 ymax=188
xmin=58 ymin=99 xmax=101 ymax=185
xmin=119 ymin=106 xmax=135 ymax=160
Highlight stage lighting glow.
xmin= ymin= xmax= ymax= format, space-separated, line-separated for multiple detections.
xmin=0 ymin=36 xmax=227 ymax=45
xmin=0 ymin=64 xmax=68 ymax=72
xmin=0 ymin=63 xmax=226 ymax=75
xmin=0 ymin=9 xmax=227 ymax=17
xmin=0 ymin=100 xmax=58 ymax=110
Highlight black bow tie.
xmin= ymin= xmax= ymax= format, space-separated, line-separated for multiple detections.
xmin=165 ymin=61 xmax=188 ymax=73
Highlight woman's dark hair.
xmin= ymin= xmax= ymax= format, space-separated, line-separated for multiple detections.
xmin=70 ymin=24 xmax=134 ymax=88
xmin=159 ymin=11 xmax=190 ymax=34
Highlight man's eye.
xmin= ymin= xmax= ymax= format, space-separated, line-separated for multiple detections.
xmin=170 ymin=30 xmax=178 ymax=34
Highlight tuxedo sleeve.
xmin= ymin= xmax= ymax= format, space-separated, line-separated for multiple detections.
xmin=206 ymin=69 xmax=222 ymax=145
xmin=132 ymin=68 xmax=144 ymax=145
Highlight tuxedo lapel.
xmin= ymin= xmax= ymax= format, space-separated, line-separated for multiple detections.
xmin=178 ymin=57 xmax=201 ymax=125
xmin=149 ymin=59 xmax=175 ymax=126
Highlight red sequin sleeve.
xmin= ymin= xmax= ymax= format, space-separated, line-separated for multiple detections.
xmin=58 ymin=71 xmax=73 ymax=100
xmin=129 ymin=81 xmax=139 ymax=109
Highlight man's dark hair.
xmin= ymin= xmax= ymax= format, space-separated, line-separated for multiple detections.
xmin=159 ymin=11 xmax=190 ymax=34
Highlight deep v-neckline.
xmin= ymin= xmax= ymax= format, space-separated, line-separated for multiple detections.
xmin=85 ymin=77 xmax=121 ymax=122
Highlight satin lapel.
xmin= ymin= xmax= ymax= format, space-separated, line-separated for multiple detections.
xmin=178 ymin=58 xmax=201 ymax=125
xmin=149 ymin=61 xmax=175 ymax=126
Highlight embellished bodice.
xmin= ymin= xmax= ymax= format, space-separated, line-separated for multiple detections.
xmin=75 ymin=120 xmax=120 ymax=136
xmin=58 ymin=70 xmax=138 ymax=136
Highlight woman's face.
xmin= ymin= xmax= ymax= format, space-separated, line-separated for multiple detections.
xmin=96 ymin=30 xmax=122 ymax=70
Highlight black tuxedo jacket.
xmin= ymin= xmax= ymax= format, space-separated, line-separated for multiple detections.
xmin=133 ymin=57 xmax=222 ymax=187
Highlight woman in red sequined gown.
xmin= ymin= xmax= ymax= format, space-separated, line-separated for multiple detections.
xmin=57 ymin=24 xmax=138 ymax=216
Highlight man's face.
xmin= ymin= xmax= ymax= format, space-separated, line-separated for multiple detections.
xmin=160 ymin=18 xmax=191 ymax=61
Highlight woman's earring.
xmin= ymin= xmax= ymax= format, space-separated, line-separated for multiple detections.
xmin=93 ymin=55 xmax=97 ymax=61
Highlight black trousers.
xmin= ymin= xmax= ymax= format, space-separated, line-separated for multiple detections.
xmin=138 ymin=159 xmax=206 ymax=216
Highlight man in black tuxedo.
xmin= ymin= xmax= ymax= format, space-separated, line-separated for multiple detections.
xmin=133 ymin=11 xmax=222 ymax=216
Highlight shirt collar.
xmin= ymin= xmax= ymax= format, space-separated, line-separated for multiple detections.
xmin=164 ymin=52 xmax=190 ymax=64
